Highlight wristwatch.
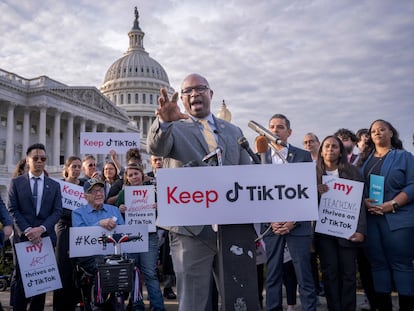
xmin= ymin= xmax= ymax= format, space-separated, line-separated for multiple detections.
xmin=391 ymin=200 xmax=399 ymax=213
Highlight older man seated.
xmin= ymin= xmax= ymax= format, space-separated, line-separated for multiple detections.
xmin=72 ymin=178 xmax=124 ymax=310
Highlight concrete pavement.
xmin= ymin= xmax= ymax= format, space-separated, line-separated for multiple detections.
xmin=0 ymin=287 xmax=400 ymax=310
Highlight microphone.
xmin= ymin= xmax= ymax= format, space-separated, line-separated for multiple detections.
xmin=183 ymin=160 xmax=200 ymax=167
xmin=202 ymin=147 xmax=223 ymax=166
xmin=238 ymin=136 xmax=260 ymax=164
xmin=255 ymin=135 xmax=269 ymax=164
xmin=248 ymin=120 xmax=287 ymax=147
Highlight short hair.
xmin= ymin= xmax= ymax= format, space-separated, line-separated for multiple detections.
xmin=26 ymin=143 xmax=46 ymax=155
xmin=304 ymin=132 xmax=320 ymax=143
xmin=269 ymin=114 xmax=291 ymax=129
xmin=356 ymin=128 xmax=368 ymax=141
xmin=82 ymin=154 xmax=96 ymax=163
xmin=334 ymin=128 xmax=357 ymax=142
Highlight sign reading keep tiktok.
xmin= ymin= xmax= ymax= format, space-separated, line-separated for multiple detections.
xmin=156 ymin=163 xmax=319 ymax=226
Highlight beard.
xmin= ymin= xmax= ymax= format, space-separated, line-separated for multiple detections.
xmin=344 ymin=144 xmax=354 ymax=154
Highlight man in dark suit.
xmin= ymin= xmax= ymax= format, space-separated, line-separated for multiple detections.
xmin=8 ymin=143 xmax=62 ymax=311
xmin=147 ymin=73 xmax=254 ymax=310
xmin=262 ymin=114 xmax=317 ymax=311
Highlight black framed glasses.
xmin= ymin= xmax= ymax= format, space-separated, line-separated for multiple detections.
xmin=181 ymin=85 xmax=209 ymax=95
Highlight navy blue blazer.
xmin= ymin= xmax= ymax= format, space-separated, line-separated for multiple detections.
xmin=0 ymin=196 xmax=12 ymax=227
xmin=8 ymin=173 xmax=63 ymax=245
xmin=265 ymin=144 xmax=314 ymax=236
xmin=360 ymin=149 xmax=414 ymax=231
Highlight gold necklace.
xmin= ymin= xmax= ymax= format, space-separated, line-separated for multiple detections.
xmin=375 ymin=149 xmax=391 ymax=158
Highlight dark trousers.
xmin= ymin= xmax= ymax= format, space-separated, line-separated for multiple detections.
xmin=316 ymin=235 xmax=357 ymax=311
xmin=12 ymin=265 xmax=46 ymax=311
xmin=357 ymin=246 xmax=377 ymax=309
xmin=283 ymin=260 xmax=298 ymax=305
xmin=53 ymin=222 xmax=80 ymax=311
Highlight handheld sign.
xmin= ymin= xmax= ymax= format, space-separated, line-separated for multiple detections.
xmin=15 ymin=237 xmax=62 ymax=298
xmin=54 ymin=179 xmax=87 ymax=211
xmin=80 ymin=132 xmax=140 ymax=155
xmin=124 ymin=185 xmax=156 ymax=232
xmin=156 ymin=163 xmax=319 ymax=226
xmin=69 ymin=224 xmax=148 ymax=257
xmin=315 ymin=176 xmax=364 ymax=239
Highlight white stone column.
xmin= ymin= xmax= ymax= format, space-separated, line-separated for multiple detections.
xmin=78 ymin=118 xmax=86 ymax=157
xmin=38 ymin=105 xmax=47 ymax=145
xmin=22 ymin=109 xmax=30 ymax=156
xmin=53 ymin=110 xmax=62 ymax=166
xmin=139 ymin=116 xmax=144 ymax=137
xmin=5 ymin=103 xmax=16 ymax=167
xmin=66 ymin=113 xmax=74 ymax=158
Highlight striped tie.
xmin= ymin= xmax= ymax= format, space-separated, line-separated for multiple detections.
xmin=199 ymin=119 xmax=217 ymax=152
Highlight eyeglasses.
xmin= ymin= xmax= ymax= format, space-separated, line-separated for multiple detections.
xmin=87 ymin=163 xmax=96 ymax=168
xmin=89 ymin=188 xmax=104 ymax=195
xmin=31 ymin=156 xmax=47 ymax=162
xmin=181 ymin=85 xmax=209 ymax=95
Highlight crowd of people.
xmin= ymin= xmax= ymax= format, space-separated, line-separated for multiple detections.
xmin=0 ymin=73 xmax=413 ymax=311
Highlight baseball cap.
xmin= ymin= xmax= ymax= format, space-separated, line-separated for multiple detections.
xmin=84 ymin=178 xmax=105 ymax=193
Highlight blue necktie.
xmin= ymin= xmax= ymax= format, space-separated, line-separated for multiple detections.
xmin=32 ymin=177 xmax=40 ymax=215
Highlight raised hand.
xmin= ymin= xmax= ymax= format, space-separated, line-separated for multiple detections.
xmin=156 ymin=87 xmax=189 ymax=122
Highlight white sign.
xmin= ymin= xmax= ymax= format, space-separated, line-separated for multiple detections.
xmin=124 ymin=185 xmax=156 ymax=232
xmin=156 ymin=163 xmax=319 ymax=226
xmin=315 ymin=176 xmax=364 ymax=239
xmin=80 ymin=132 xmax=140 ymax=154
xmin=15 ymin=237 xmax=62 ymax=298
xmin=54 ymin=179 xmax=87 ymax=211
xmin=69 ymin=224 xmax=148 ymax=257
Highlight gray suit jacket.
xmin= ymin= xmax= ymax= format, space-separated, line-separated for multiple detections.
xmin=147 ymin=116 xmax=251 ymax=235
xmin=8 ymin=173 xmax=63 ymax=245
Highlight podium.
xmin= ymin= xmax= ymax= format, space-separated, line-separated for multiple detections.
xmin=217 ymin=224 xmax=259 ymax=310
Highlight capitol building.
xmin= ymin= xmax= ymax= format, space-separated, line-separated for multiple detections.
xmin=0 ymin=7 xmax=176 ymax=197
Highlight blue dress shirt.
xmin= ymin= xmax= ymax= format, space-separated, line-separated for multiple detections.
xmin=72 ymin=203 xmax=125 ymax=227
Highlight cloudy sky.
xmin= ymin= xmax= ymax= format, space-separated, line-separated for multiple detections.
xmin=1 ymin=0 xmax=413 ymax=153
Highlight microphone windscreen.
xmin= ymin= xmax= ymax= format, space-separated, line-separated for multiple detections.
xmin=256 ymin=135 xmax=269 ymax=153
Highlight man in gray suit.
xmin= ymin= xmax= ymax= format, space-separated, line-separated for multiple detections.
xmin=147 ymin=73 xmax=253 ymax=310
xmin=8 ymin=143 xmax=62 ymax=310
xmin=262 ymin=114 xmax=317 ymax=311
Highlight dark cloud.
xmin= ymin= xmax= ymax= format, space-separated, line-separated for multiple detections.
xmin=1 ymin=0 xmax=413 ymax=152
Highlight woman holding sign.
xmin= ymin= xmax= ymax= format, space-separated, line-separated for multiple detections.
xmin=54 ymin=156 xmax=84 ymax=311
xmin=359 ymin=119 xmax=414 ymax=311
xmin=116 ymin=163 xmax=165 ymax=311
xmin=315 ymin=135 xmax=366 ymax=311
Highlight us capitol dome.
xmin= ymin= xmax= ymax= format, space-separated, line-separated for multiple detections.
xmin=100 ymin=7 xmax=174 ymax=140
